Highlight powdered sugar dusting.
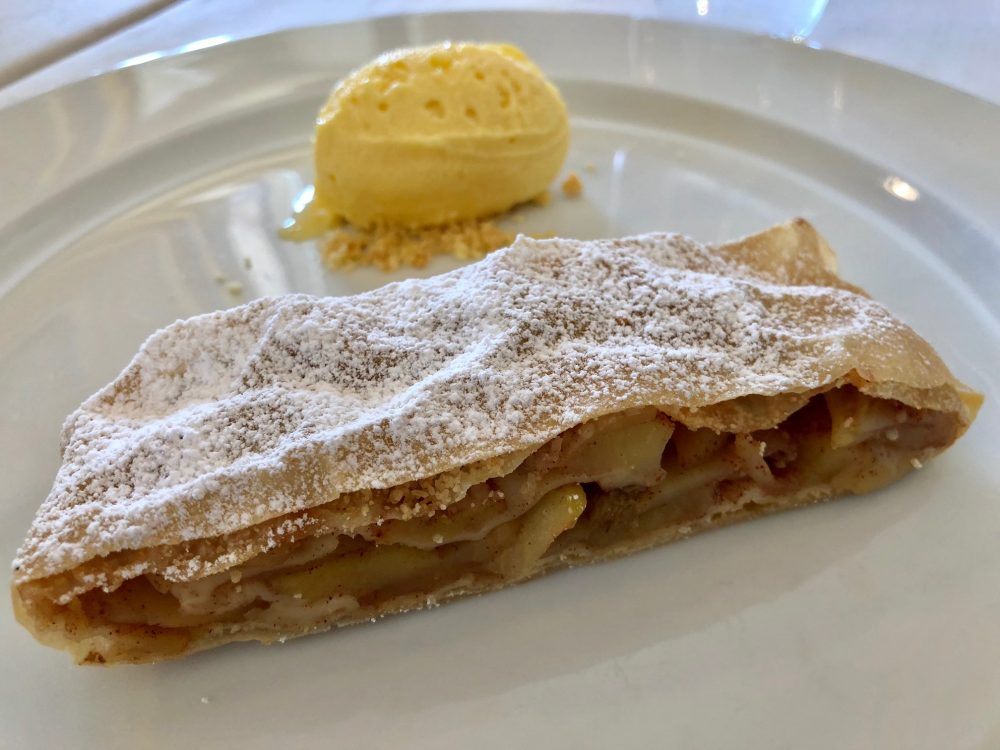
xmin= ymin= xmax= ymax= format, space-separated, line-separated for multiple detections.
xmin=14 ymin=228 xmax=952 ymax=583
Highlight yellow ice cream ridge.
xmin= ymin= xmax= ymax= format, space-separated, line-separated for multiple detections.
xmin=286 ymin=42 xmax=569 ymax=236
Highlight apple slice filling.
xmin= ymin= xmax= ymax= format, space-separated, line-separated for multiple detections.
xmin=73 ymin=386 xmax=956 ymax=637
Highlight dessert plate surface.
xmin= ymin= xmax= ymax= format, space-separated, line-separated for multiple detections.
xmin=1 ymin=12 xmax=998 ymax=749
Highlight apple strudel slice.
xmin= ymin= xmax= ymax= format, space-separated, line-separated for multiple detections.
xmin=12 ymin=219 xmax=981 ymax=664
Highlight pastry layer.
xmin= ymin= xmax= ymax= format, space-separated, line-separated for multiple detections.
xmin=11 ymin=220 xmax=982 ymax=664
xmin=13 ymin=384 xmax=966 ymax=664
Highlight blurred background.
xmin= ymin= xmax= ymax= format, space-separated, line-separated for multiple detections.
xmin=2 ymin=0 xmax=999 ymax=108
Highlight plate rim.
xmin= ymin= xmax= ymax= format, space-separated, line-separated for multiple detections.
xmin=2 ymin=11 xmax=1000 ymax=224
xmin=2 ymin=11 xmax=1000 ymax=747
xmin=5 ymin=9 xmax=1000 ymax=115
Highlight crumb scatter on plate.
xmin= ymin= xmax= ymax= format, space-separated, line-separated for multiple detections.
xmin=561 ymin=172 xmax=583 ymax=198
xmin=320 ymin=218 xmax=514 ymax=271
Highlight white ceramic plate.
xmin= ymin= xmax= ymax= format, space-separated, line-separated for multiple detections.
xmin=2 ymin=12 xmax=998 ymax=749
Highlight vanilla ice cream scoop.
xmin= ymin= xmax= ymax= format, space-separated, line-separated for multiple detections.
xmin=285 ymin=42 xmax=569 ymax=236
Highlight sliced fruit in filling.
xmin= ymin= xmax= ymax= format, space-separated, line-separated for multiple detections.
xmin=52 ymin=384 xmax=961 ymax=646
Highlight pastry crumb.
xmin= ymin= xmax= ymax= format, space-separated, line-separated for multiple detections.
xmin=910 ymin=457 xmax=923 ymax=469
xmin=243 ymin=257 xmax=253 ymax=270
xmin=320 ymin=219 xmax=514 ymax=272
xmin=225 ymin=281 xmax=244 ymax=296
xmin=561 ymin=172 xmax=583 ymax=198
xmin=200 ymin=697 xmax=210 ymax=705
xmin=584 ymin=162 xmax=597 ymax=173
xmin=532 ymin=190 xmax=552 ymax=207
